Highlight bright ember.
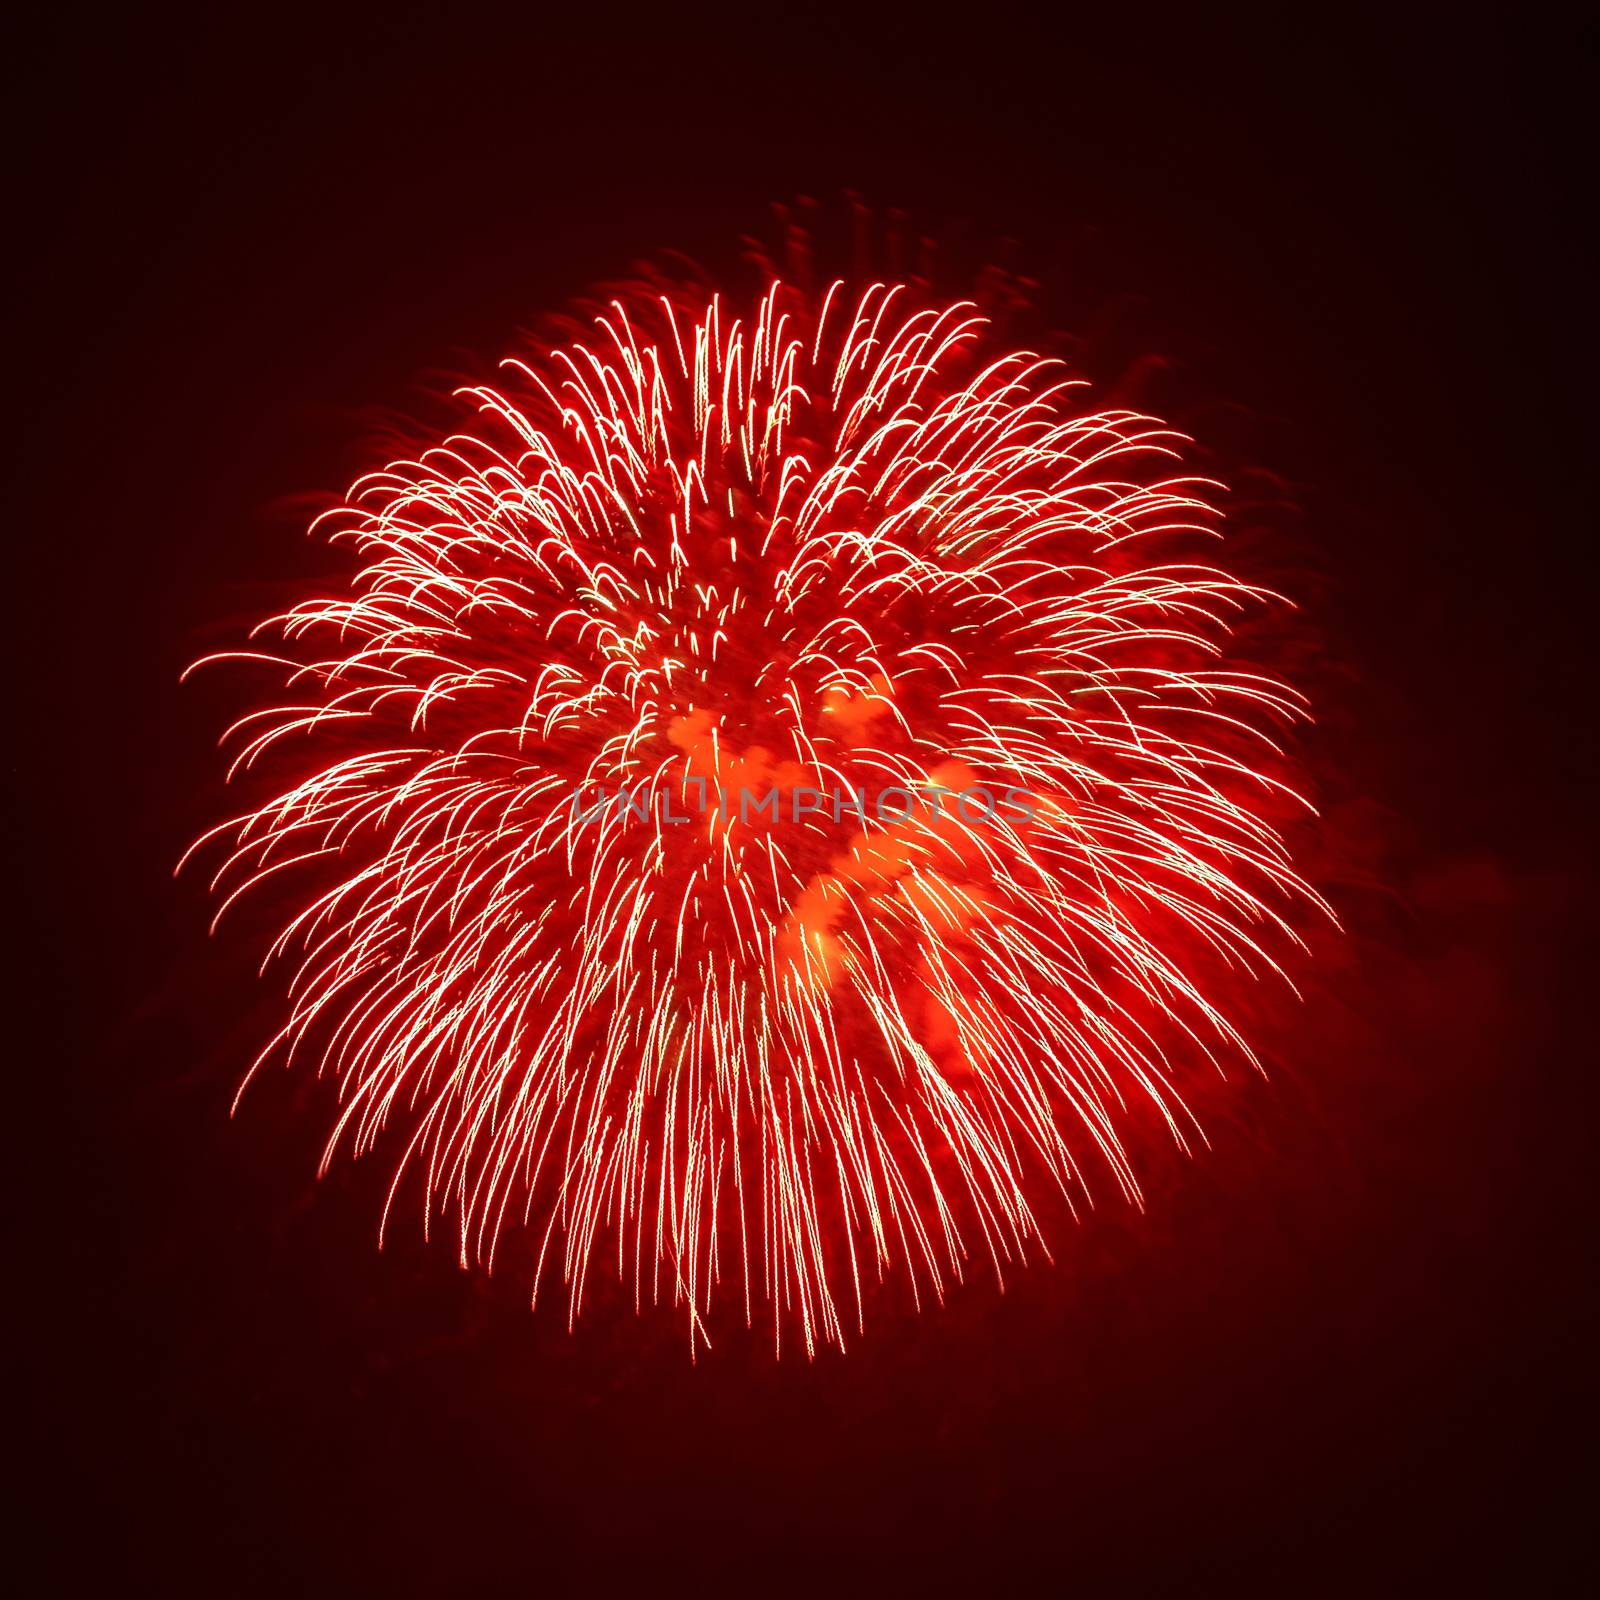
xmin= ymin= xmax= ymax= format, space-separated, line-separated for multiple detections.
xmin=187 ymin=280 xmax=1330 ymax=1355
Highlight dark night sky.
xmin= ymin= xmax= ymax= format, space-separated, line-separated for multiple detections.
xmin=14 ymin=6 xmax=1593 ymax=1592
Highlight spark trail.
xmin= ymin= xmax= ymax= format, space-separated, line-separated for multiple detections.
xmin=187 ymin=280 xmax=1329 ymax=1355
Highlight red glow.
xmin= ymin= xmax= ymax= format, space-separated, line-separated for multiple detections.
xmin=186 ymin=280 xmax=1331 ymax=1355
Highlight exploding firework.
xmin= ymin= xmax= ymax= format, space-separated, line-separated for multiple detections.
xmin=186 ymin=279 xmax=1329 ymax=1355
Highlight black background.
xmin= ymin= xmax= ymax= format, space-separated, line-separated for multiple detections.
xmin=15 ymin=6 xmax=1593 ymax=1592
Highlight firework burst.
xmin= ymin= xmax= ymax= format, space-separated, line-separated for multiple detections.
xmin=186 ymin=279 xmax=1329 ymax=1355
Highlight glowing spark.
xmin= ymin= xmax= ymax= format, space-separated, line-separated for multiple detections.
xmin=186 ymin=280 xmax=1330 ymax=1356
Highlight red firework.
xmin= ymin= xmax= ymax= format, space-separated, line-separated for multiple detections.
xmin=186 ymin=279 xmax=1329 ymax=1355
